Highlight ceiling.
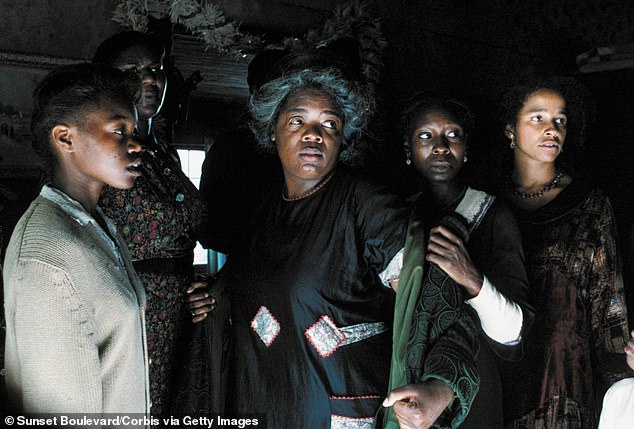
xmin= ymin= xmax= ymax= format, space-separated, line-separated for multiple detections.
xmin=167 ymin=0 xmax=352 ymax=100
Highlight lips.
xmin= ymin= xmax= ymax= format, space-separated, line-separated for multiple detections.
xmin=429 ymin=159 xmax=453 ymax=171
xmin=539 ymin=139 xmax=560 ymax=150
xmin=127 ymin=158 xmax=143 ymax=177
xmin=139 ymin=86 xmax=160 ymax=102
xmin=299 ymin=147 xmax=323 ymax=161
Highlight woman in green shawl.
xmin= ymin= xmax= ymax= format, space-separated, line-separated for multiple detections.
xmin=382 ymin=97 xmax=531 ymax=429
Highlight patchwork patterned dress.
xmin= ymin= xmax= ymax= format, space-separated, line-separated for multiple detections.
xmin=501 ymin=181 xmax=629 ymax=429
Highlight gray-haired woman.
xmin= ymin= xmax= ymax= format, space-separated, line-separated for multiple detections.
xmin=226 ymin=68 xmax=409 ymax=428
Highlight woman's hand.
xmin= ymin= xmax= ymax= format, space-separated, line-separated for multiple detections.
xmin=186 ymin=279 xmax=216 ymax=323
xmin=382 ymin=379 xmax=455 ymax=429
xmin=426 ymin=225 xmax=483 ymax=297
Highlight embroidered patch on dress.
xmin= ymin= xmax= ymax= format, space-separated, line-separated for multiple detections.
xmin=340 ymin=322 xmax=388 ymax=346
xmin=251 ymin=306 xmax=280 ymax=347
xmin=330 ymin=415 xmax=374 ymax=429
xmin=305 ymin=315 xmax=346 ymax=357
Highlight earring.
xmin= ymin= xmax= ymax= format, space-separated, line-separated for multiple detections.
xmin=405 ymin=156 xmax=411 ymax=165
xmin=463 ymin=154 xmax=468 ymax=163
xmin=509 ymin=135 xmax=516 ymax=149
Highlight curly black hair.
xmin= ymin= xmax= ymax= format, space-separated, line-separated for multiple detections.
xmin=500 ymin=76 xmax=591 ymax=175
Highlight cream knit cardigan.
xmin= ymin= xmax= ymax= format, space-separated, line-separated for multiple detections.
xmin=3 ymin=186 xmax=150 ymax=414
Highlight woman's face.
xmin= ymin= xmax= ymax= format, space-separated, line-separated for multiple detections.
xmin=272 ymin=88 xmax=342 ymax=188
xmin=67 ymin=99 xmax=142 ymax=190
xmin=407 ymin=108 xmax=467 ymax=185
xmin=508 ymin=89 xmax=567 ymax=165
xmin=111 ymin=44 xmax=166 ymax=120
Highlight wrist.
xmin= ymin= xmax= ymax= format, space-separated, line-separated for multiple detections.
xmin=465 ymin=273 xmax=483 ymax=297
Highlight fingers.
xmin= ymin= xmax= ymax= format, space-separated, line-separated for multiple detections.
xmin=429 ymin=225 xmax=462 ymax=246
xmin=185 ymin=279 xmax=216 ymax=305
xmin=186 ymin=280 xmax=207 ymax=294
xmin=186 ymin=289 xmax=215 ymax=303
xmin=426 ymin=227 xmax=464 ymax=259
xmin=191 ymin=311 xmax=208 ymax=324
xmin=382 ymin=386 xmax=417 ymax=407
xmin=189 ymin=302 xmax=215 ymax=323
xmin=188 ymin=296 xmax=215 ymax=308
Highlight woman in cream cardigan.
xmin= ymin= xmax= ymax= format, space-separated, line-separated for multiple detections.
xmin=3 ymin=63 xmax=150 ymax=413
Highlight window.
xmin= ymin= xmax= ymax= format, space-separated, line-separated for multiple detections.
xmin=177 ymin=148 xmax=226 ymax=273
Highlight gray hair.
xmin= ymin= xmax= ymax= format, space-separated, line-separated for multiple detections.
xmin=249 ymin=68 xmax=370 ymax=164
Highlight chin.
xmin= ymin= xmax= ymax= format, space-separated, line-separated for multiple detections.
xmin=114 ymin=179 xmax=137 ymax=190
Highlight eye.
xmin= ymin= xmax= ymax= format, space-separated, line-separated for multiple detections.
xmin=149 ymin=65 xmax=164 ymax=73
xmin=323 ymin=119 xmax=338 ymax=129
xmin=121 ymin=66 xmax=139 ymax=75
xmin=417 ymin=131 xmax=432 ymax=140
xmin=289 ymin=117 xmax=303 ymax=126
xmin=446 ymin=129 xmax=463 ymax=140
xmin=113 ymin=129 xmax=126 ymax=136
xmin=554 ymin=117 xmax=567 ymax=126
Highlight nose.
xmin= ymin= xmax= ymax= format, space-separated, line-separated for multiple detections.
xmin=544 ymin=122 xmax=561 ymax=138
xmin=139 ymin=67 xmax=156 ymax=85
xmin=303 ymin=124 xmax=323 ymax=143
xmin=127 ymin=135 xmax=142 ymax=153
xmin=431 ymin=137 xmax=450 ymax=154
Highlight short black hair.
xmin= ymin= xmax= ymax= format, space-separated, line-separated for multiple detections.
xmin=31 ymin=62 xmax=135 ymax=165
xmin=400 ymin=96 xmax=475 ymax=142
xmin=93 ymin=30 xmax=164 ymax=67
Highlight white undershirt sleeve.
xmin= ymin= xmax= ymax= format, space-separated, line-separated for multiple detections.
xmin=466 ymin=275 xmax=523 ymax=345
xmin=378 ymin=247 xmax=404 ymax=288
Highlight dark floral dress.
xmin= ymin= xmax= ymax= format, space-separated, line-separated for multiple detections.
xmin=100 ymin=137 xmax=205 ymax=416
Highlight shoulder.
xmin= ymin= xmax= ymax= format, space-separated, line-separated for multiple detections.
xmin=336 ymin=166 xmax=401 ymax=201
xmin=580 ymin=187 xmax=613 ymax=212
xmin=481 ymin=197 xmax=520 ymax=230
xmin=6 ymin=197 xmax=93 ymax=267
xmin=603 ymin=377 xmax=634 ymax=402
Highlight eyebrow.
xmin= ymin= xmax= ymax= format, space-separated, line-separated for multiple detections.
xmin=284 ymin=107 xmax=341 ymax=117
xmin=107 ymin=114 xmax=133 ymax=122
xmin=526 ymin=108 xmax=567 ymax=114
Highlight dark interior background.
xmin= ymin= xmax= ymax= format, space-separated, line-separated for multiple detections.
xmin=1 ymin=0 xmax=633 ymax=343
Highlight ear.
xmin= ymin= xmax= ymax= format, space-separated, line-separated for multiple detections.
xmin=504 ymin=125 xmax=514 ymax=139
xmin=51 ymin=125 xmax=75 ymax=153
xmin=402 ymin=139 xmax=411 ymax=156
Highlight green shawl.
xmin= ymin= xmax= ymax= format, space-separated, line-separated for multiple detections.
xmin=381 ymin=187 xmax=494 ymax=428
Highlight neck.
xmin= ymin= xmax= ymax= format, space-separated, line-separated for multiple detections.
xmin=51 ymin=170 xmax=101 ymax=216
xmin=137 ymin=117 xmax=152 ymax=142
xmin=511 ymin=158 xmax=558 ymax=191
xmin=284 ymin=170 xmax=334 ymax=200
xmin=422 ymin=180 xmax=465 ymax=208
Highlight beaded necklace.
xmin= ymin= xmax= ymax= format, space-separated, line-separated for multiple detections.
xmin=509 ymin=170 xmax=562 ymax=199
xmin=282 ymin=170 xmax=336 ymax=202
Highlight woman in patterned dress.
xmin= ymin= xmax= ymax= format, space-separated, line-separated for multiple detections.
xmin=93 ymin=31 xmax=213 ymax=415
xmin=497 ymin=77 xmax=630 ymax=428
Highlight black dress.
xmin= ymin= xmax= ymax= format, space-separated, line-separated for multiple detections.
xmin=413 ymin=190 xmax=532 ymax=429
xmin=228 ymin=166 xmax=408 ymax=428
